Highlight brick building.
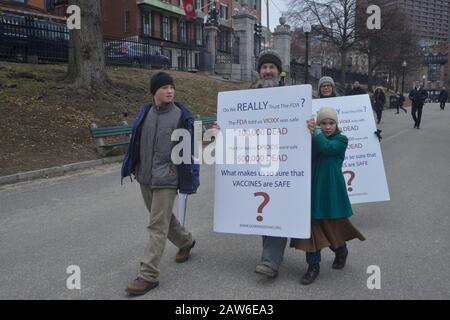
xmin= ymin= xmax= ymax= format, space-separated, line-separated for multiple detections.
xmin=49 ymin=0 xmax=261 ymax=69
xmin=0 ymin=0 xmax=64 ymax=21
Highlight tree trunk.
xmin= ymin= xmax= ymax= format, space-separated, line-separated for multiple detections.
xmin=395 ymin=73 xmax=400 ymax=93
xmin=367 ymin=53 xmax=373 ymax=93
xmin=66 ymin=0 xmax=110 ymax=89
xmin=340 ymin=50 xmax=347 ymax=92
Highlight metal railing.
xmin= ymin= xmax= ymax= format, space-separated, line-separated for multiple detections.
xmin=0 ymin=14 xmax=68 ymax=63
xmin=0 ymin=13 xmax=212 ymax=72
xmin=215 ymin=53 xmax=239 ymax=64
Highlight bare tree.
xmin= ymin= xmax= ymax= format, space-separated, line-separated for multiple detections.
xmin=66 ymin=0 xmax=110 ymax=89
xmin=355 ymin=0 xmax=418 ymax=92
xmin=287 ymin=0 xmax=357 ymax=89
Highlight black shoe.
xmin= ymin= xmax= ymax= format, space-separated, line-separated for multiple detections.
xmin=332 ymin=251 xmax=348 ymax=270
xmin=396 ymin=112 xmax=399 ymax=114
xmin=413 ymin=123 xmax=417 ymax=128
xmin=300 ymin=264 xmax=320 ymax=285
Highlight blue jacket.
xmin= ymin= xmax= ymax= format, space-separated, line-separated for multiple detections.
xmin=121 ymin=102 xmax=200 ymax=194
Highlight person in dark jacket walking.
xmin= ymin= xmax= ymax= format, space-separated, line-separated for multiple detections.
xmin=122 ymin=72 xmax=199 ymax=296
xmin=348 ymin=81 xmax=367 ymax=96
xmin=409 ymin=81 xmax=428 ymax=129
xmin=439 ymin=87 xmax=448 ymax=110
xmin=373 ymin=87 xmax=385 ymax=124
xmin=395 ymin=92 xmax=407 ymax=114
xmin=291 ymin=107 xmax=365 ymax=285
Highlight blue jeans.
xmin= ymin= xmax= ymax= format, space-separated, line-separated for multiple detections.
xmin=260 ymin=236 xmax=287 ymax=271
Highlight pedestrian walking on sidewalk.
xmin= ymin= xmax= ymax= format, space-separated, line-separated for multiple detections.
xmin=439 ymin=87 xmax=448 ymax=110
xmin=373 ymin=87 xmax=386 ymax=124
xmin=121 ymin=72 xmax=199 ymax=296
xmin=290 ymin=107 xmax=366 ymax=285
xmin=395 ymin=92 xmax=407 ymax=114
xmin=250 ymin=49 xmax=289 ymax=279
xmin=409 ymin=80 xmax=428 ymax=129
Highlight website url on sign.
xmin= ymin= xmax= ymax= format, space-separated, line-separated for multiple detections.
xmin=240 ymin=224 xmax=282 ymax=230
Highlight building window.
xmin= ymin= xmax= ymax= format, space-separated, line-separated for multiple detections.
xmin=195 ymin=23 xmax=203 ymax=46
xmin=124 ymin=10 xmax=131 ymax=33
xmin=161 ymin=16 xmax=170 ymax=41
xmin=178 ymin=19 xmax=187 ymax=43
xmin=220 ymin=4 xmax=228 ymax=20
xmin=46 ymin=0 xmax=56 ymax=11
xmin=141 ymin=11 xmax=152 ymax=36
xmin=428 ymin=64 xmax=439 ymax=81
xmin=218 ymin=30 xmax=230 ymax=53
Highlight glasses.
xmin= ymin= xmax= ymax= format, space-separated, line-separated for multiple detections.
xmin=321 ymin=84 xmax=333 ymax=88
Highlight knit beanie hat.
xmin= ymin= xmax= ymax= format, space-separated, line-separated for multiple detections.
xmin=318 ymin=76 xmax=335 ymax=90
xmin=257 ymin=49 xmax=282 ymax=73
xmin=150 ymin=72 xmax=175 ymax=95
xmin=316 ymin=107 xmax=338 ymax=124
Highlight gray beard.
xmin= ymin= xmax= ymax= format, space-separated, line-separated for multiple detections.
xmin=255 ymin=77 xmax=280 ymax=88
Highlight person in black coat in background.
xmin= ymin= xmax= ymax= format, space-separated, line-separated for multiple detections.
xmin=395 ymin=92 xmax=407 ymax=114
xmin=348 ymin=81 xmax=367 ymax=96
xmin=409 ymin=81 xmax=428 ymax=129
xmin=373 ymin=87 xmax=386 ymax=124
xmin=439 ymin=87 xmax=448 ymax=110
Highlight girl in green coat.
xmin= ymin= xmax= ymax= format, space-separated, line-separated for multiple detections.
xmin=291 ymin=107 xmax=365 ymax=285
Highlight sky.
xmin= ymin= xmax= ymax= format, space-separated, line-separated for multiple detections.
xmin=260 ymin=0 xmax=289 ymax=31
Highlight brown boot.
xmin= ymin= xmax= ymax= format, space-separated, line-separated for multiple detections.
xmin=125 ymin=277 xmax=159 ymax=296
xmin=175 ymin=240 xmax=196 ymax=263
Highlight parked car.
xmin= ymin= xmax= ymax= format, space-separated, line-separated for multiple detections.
xmin=104 ymin=41 xmax=170 ymax=69
xmin=0 ymin=13 xmax=68 ymax=62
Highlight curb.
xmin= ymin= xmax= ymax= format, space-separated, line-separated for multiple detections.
xmin=0 ymin=155 xmax=124 ymax=186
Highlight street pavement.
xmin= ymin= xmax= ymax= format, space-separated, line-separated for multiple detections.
xmin=0 ymin=103 xmax=449 ymax=300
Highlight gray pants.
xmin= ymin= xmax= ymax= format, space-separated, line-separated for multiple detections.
xmin=260 ymin=236 xmax=288 ymax=271
xmin=138 ymin=185 xmax=193 ymax=282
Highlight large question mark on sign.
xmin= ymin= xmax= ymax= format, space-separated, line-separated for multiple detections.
xmin=254 ymin=192 xmax=270 ymax=222
xmin=301 ymin=98 xmax=305 ymax=108
xmin=343 ymin=171 xmax=356 ymax=192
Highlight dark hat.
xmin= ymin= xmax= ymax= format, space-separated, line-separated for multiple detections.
xmin=257 ymin=49 xmax=282 ymax=73
xmin=150 ymin=72 xmax=175 ymax=95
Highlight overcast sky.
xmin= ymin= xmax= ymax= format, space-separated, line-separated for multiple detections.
xmin=260 ymin=0 xmax=288 ymax=31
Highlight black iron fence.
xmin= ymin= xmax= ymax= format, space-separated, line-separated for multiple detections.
xmin=0 ymin=13 xmax=211 ymax=71
xmin=0 ymin=13 xmax=68 ymax=63
xmin=105 ymin=36 xmax=211 ymax=71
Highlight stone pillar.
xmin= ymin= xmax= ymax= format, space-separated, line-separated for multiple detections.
xmin=232 ymin=7 xmax=256 ymax=82
xmin=205 ymin=25 xmax=219 ymax=74
xmin=273 ymin=17 xmax=292 ymax=75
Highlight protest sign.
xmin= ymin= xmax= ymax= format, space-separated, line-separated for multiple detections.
xmin=313 ymin=95 xmax=390 ymax=204
xmin=214 ymin=85 xmax=312 ymax=238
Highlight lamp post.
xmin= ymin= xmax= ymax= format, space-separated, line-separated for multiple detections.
xmin=401 ymin=61 xmax=407 ymax=94
xmin=422 ymin=75 xmax=426 ymax=87
xmin=303 ymin=22 xmax=311 ymax=84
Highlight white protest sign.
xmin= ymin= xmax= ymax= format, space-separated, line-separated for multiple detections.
xmin=313 ymin=95 xmax=390 ymax=204
xmin=214 ymin=85 xmax=312 ymax=238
